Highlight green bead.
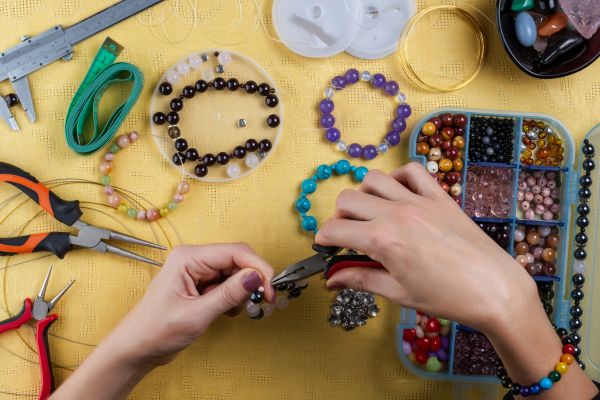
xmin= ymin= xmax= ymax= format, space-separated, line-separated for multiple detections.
xmin=511 ymin=0 xmax=534 ymax=12
xmin=548 ymin=370 xmax=561 ymax=382
xmin=101 ymin=175 xmax=111 ymax=185
xmin=110 ymin=143 xmax=120 ymax=153
xmin=425 ymin=356 xmax=442 ymax=372
xmin=168 ymin=202 xmax=177 ymax=210
xmin=127 ymin=208 xmax=137 ymax=218
xmin=438 ymin=318 xmax=450 ymax=326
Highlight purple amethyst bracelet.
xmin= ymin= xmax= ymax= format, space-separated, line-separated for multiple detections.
xmin=319 ymin=69 xmax=411 ymax=160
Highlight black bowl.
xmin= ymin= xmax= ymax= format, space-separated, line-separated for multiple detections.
xmin=497 ymin=0 xmax=600 ymax=78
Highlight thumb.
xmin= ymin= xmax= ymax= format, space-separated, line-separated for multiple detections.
xmin=198 ymin=270 xmax=265 ymax=321
xmin=326 ymin=267 xmax=406 ymax=304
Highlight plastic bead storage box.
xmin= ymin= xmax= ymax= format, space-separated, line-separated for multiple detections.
xmin=396 ymin=108 xmax=600 ymax=394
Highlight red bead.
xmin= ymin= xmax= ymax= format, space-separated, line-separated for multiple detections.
xmin=452 ymin=195 xmax=461 ymax=205
xmin=403 ymin=328 xmax=417 ymax=342
xmin=440 ymin=182 xmax=450 ymax=192
xmin=415 ymin=351 xmax=428 ymax=364
xmin=416 ymin=337 xmax=431 ymax=352
xmin=562 ymin=344 xmax=575 ymax=355
xmin=430 ymin=336 xmax=442 ymax=352
xmin=446 ymin=147 xmax=459 ymax=160
xmin=454 ymin=127 xmax=465 ymax=136
xmin=417 ymin=133 xmax=428 ymax=143
xmin=428 ymin=134 xmax=443 ymax=148
xmin=446 ymin=172 xmax=461 ymax=185
xmin=440 ymin=113 xmax=454 ymax=127
xmin=440 ymin=127 xmax=455 ymax=140
xmin=453 ymin=114 xmax=467 ymax=128
xmin=425 ymin=317 xmax=441 ymax=333
xmin=441 ymin=140 xmax=452 ymax=151
xmin=429 ymin=173 xmax=440 ymax=183
xmin=428 ymin=117 xmax=442 ymax=130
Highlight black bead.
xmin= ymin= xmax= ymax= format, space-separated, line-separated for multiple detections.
xmin=574 ymin=247 xmax=587 ymax=260
xmin=194 ymin=164 xmax=208 ymax=177
xmin=265 ymin=94 xmax=279 ymax=108
xmin=582 ymin=142 xmax=595 ymax=156
xmin=579 ymin=174 xmax=592 ymax=187
xmin=203 ymin=153 xmax=216 ymax=166
xmin=257 ymin=83 xmax=271 ymax=96
xmin=510 ymin=384 xmax=521 ymax=395
xmin=267 ymin=114 xmax=280 ymax=128
xmin=571 ymin=288 xmax=584 ymax=301
xmin=577 ymin=203 xmax=590 ymax=216
xmin=174 ymin=138 xmax=188 ymax=152
xmin=185 ymin=148 xmax=199 ymax=162
xmin=195 ymin=80 xmax=209 ymax=93
xmin=216 ymin=152 xmax=230 ymax=165
xmin=4 ymin=93 xmax=19 ymax=107
xmin=576 ymin=215 xmax=589 ymax=228
xmin=570 ymin=305 xmax=583 ymax=318
xmin=152 ymin=112 xmax=166 ymax=125
xmin=183 ymin=85 xmax=196 ymax=98
xmin=573 ymin=346 xmax=581 ymax=357
xmin=233 ymin=146 xmax=246 ymax=159
xmin=556 ymin=327 xmax=568 ymax=338
xmin=159 ymin=82 xmax=173 ymax=95
xmin=501 ymin=377 xmax=512 ymax=388
xmin=245 ymin=80 xmax=258 ymax=93
xmin=172 ymin=152 xmax=186 ymax=165
xmin=572 ymin=273 xmax=585 ymax=286
xmin=213 ymin=77 xmax=226 ymax=90
xmin=579 ymin=187 xmax=591 ymax=199
xmin=166 ymin=111 xmax=180 ymax=124
xmin=170 ymin=98 xmax=183 ymax=112
xmin=226 ymin=78 xmax=239 ymax=91
xmin=259 ymin=139 xmax=272 ymax=152
xmin=562 ymin=336 xmax=574 ymax=345
xmin=496 ymin=368 xmax=507 ymax=379
xmin=543 ymin=302 xmax=553 ymax=315
xmin=250 ymin=290 xmax=263 ymax=303
xmin=275 ymin=283 xmax=293 ymax=291
xmin=583 ymin=158 xmax=595 ymax=172
xmin=288 ymin=287 xmax=302 ymax=298
xmin=571 ymin=333 xmax=581 ymax=344
xmin=575 ymin=232 xmax=588 ymax=245
xmin=570 ymin=317 xmax=582 ymax=330
xmin=579 ymin=361 xmax=586 ymax=370
xmin=245 ymin=139 xmax=259 ymax=152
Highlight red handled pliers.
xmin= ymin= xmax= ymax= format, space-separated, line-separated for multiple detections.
xmin=271 ymin=244 xmax=384 ymax=288
xmin=0 ymin=162 xmax=165 ymax=266
xmin=0 ymin=266 xmax=74 ymax=400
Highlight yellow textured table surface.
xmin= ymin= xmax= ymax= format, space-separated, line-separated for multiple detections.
xmin=0 ymin=0 xmax=599 ymax=399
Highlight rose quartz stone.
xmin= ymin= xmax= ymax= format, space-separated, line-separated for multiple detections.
xmin=561 ymin=0 xmax=600 ymax=39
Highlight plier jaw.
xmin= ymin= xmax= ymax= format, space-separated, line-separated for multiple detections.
xmin=270 ymin=245 xmax=342 ymax=288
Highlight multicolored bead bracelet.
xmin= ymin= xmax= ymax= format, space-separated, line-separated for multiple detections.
xmin=496 ymin=139 xmax=594 ymax=397
xmin=99 ymin=131 xmax=191 ymax=221
xmin=320 ymin=69 xmax=411 ymax=160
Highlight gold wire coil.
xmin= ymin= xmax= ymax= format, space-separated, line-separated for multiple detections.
xmin=399 ymin=5 xmax=486 ymax=92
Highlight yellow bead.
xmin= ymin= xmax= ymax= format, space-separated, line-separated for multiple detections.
xmin=539 ymin=132 xmax=547 ymax=139
xmin=535 ymin=160 xmax=543 ymax=166
xmin=439 ymin=158 xmax=452 ymax=172
xmin=560 ymin=354 xmax=574 ymax=365
xmin=422 ymin=122 xmax=437 ymax=136
xmin=538 ymin=139 xmax=546 ymax=147
xmin=159 ymin=207 xmax=169 ymax=217
xmin=452 ymin=159 xmax=463 ymax=172
xmin=117 ymin=204 xmax=128 ymax=214
xmin=523 ymin=149 xmax=532 ymax=158
xmin=555 ymin=362 xmax=568 ymax=374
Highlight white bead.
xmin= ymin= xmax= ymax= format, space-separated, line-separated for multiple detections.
xmin=395 ymin=92 xmax=407 ymax=103
xmin=537 ymin=226 xmax=551 ymax=237
xmin=245 ymin=153 xmax=260 ymax=169
xmin=324 ymin=87 xmax=335 ymax=99
xmin=189 ymin=55 xmax=203 ymax=70
xmin=450 ymin=184 xmax=462 ymax=196
xmin=176 ymin=62 xmax=190 ymax=76
xmin=336 ymin=140 xmax=347 ymax=151
xmin=426 ymin=161 xmax=439 ymax=174
xmin=226 ymin=163 xmax=241 ymax=178
xmin=166 ymin=70 xmax=181 ymax=84
xmin=361 ymin=71 xmax=372 ymax=81
xmin=415 ymin=325 xmax=424 ymax=338
xmin=574 ymin=260 xmax=585 ymax=274
xmin=217 ymin=51 xmax=232 ymax=65
xmin=275 ymin=296 xmax=289 ymax=309
xmin=378 ymin=143 xmax=389 ymax=154
xmin=246 ymin=301 xmax=261 ymax=317
xmin=202 ymin=68 xmax=215 ymax=81
xmin=261 ymin=303 xmax=275 ymax=317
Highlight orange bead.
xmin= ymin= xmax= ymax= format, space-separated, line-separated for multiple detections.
xmin=417 ymin=142 xmax=430 ymax=155
xmin=561 ymin=354 xmax=574 ymax=365
xmin=452 ymin=136 xmax=465 ymax=149
xmin=452 ymin=159 xmax=463 ymax=172
xmin=539 ymin=13 xmax=569 ymax=37
xmin=554 ymin=362 xmax=568 ymax=374
xmin=438 ymin=158 xmax=452 ymax=172
xmin=542 ymin=248 xmax=555 ymax=262
xmin=537 ymin=148 xmax=550 ymax=159
xmin=525 ymin=158 xmax=534 ymax=165
xmin=422 ymin=122 xmax=437 ymax=136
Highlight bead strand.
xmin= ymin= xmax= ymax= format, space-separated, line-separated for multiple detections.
xmin=245 ymin=280 xmax=309 ymax=320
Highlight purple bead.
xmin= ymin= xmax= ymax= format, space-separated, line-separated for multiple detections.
xmin=371 ymin=73 xmax=386 ymax=88
xmin=428 ymin=351 xmax=437 ymax=358
xmin=397 ymin=103 xmax=412 ymax=119
xmin=331 ymin=76 xmax=347 ymax=90
xmin=437 ymin=349 xmax=448 ymax=362
xmin=385 ymin=131 xmax=401 ymax=146
xmin=392 ymin=117 xmax=406 ymax=132
xmin=441 ymin=335 xmax=449 ymax=350
xmin=362 ymin=144 xmax=378 ymax=160
xmin=345 ymin=68 xmax=360 ymax=84
xmin=320 ymin=113 xmax=335 ymax=128
xmin=325 ymin=127 xmax=341 ymax=143
xmin=347 ymin=143 xmax=363 ymax=158
xmin=320 ymin=99 xmax=334 ymax=113
xmin=384 ymin=80 xmax=399 ymax=96
xmin=520 ymin=387 xmax=531 ymax=397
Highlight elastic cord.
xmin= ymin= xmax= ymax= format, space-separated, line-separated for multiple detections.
xmin=65 ymin=62 xmax=144 ymax=154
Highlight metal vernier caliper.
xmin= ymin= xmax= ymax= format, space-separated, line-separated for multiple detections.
xmin=0 ymin=0 xmax=163 ymax=131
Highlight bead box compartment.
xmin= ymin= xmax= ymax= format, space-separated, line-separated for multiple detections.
xmin=398 ymin=108 xmax=600 ymax=388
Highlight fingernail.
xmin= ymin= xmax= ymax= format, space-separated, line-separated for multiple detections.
xmin=327 ymin=281 xmax=346 ymax=290
xmin=242 ymin=271 xmax=262 ymax=292
xmin=270 ymin=287 xmax=277 ymax=304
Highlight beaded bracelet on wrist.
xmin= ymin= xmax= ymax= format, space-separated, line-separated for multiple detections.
xmin=99 ymin=131 xmax=191 ymax=221
xmin=320 ymin=69 xmax=411 ymax=160
xmin=496 ymin=139 xmax=594 ymax=398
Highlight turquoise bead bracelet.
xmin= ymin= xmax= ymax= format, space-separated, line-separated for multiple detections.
xmin=295 ymin=160 xmax=368 ymax=233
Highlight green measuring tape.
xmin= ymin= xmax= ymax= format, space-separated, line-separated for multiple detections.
xmin=65 ymin=38 xmax=144 ymax=155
